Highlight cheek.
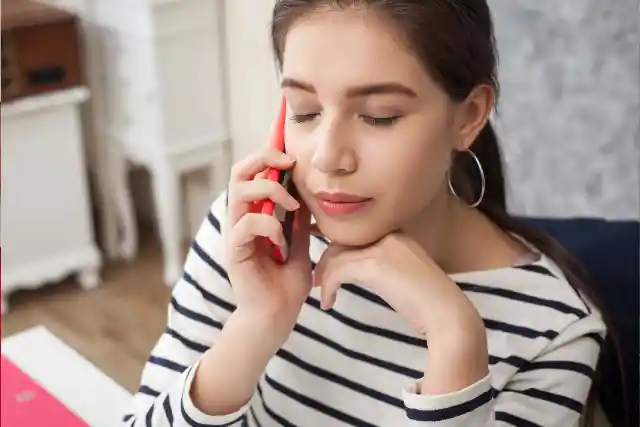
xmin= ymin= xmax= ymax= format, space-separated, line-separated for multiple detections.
xmin=285 ymin=128 xmax=312 ymax=190
xmin=379 ymin=131 xmax=453 ymax=209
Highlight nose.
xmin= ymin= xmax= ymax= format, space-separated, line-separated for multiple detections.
xmin=311 ymin=117 xmax=357 ymax=175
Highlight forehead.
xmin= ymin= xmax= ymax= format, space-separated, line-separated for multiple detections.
xmin=281 ymin=10 xmax=429 ymax=93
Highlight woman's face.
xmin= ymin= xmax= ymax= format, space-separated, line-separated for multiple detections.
xmin=282 ymin=10 xmax=459 ymax=246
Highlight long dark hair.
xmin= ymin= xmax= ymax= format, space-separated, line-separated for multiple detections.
xmin=270 ymin=1 xmax=626 ymax=425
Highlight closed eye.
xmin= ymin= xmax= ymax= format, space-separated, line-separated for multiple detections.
xmin=290 ymin=113 xmax=402 ymax=126
xmin=290 ymin=113 xmax=318 ymax=123
xmin=360 ymin=115 xmax=401 ymax=126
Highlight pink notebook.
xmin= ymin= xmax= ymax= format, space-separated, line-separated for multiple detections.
xmin=1 ymin=355 xmax=88 ymax=426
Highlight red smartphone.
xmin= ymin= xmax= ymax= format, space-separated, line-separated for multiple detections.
xmin=258 ymin=97 xmax=296 ymax=264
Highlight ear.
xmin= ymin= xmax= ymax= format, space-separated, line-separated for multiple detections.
xmin=453 ymin=84 xmax=495 ymax=151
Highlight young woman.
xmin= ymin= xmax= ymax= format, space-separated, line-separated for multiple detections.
xmin=123 ymin=1 xmax=607 ymax=426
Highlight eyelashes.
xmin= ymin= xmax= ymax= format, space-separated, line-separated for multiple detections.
xmin=290 ymin=113 xmax=401 ymax=127
xmin=290 ymin=113 xmax=318 ymax=124
xmin=360 ymin=115 xmax=400 ymax=126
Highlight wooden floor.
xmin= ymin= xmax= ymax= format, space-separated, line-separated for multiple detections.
xmin=1 ymin=234 xmax=176 ymax=393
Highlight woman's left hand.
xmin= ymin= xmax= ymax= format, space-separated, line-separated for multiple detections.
xmin=313 ymin=232 xmax=489 ymax=393
xmin=313 ymin=232 xmax=481 ymax=339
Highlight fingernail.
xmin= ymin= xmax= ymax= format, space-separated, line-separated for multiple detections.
xmin=282 ymin=153 xmax=295 ymax=162
xmin=289 ymin=199 xmax=300 ymax=210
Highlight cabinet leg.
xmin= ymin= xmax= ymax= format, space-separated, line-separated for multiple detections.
xmin=151 ymin=164 xmax=183 ymax=287
xmin=94 ymin=151 xmax=121 ymax=260
xmin=78 ymin=268 xmax=100 ymax=291
xmin=100 ymin=201 xmax=121 ymax=260
xmin=109 ymin=143 xmax=138 ymax=262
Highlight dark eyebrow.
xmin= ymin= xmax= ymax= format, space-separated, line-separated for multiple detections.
xmin=281 ymin=78 xmax=417 ymax=98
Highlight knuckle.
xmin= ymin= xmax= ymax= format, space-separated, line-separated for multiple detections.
xmin=229 ymin=162 xmax=245 ymax=180
xmin=233 ymin=213 xmax=252 ymax=235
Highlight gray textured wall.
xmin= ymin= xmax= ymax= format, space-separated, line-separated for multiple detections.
xmin=488 ymin=0 xmax=639 ymax=220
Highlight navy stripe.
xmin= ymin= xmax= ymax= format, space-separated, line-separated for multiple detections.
xmin=145 ymin=402 xmax=155 ymax=427
xmin=165 ymin=327 xmax=209 ymax=354
xmin=249 ymin=407 xmax=262 ymax=427
xmin=521 ymin=360 xmax=595 ymax=379
xmin=149 ymin=355 xmax=187 ymax=373
xmin=515 ymin=264 xmax=557 ymax=278
xmin=495 ymin=411 xmax=543 ymax=427
xmin=207 ymin=212 xmax=221 ymax=232
xmin=123 ymin=414 xmax=133 ymax=422
xmin=264 ymin=374 xmax=377 ymax=427
xmin=584 ymin=331 xmax=605 ymax=347
xmin=313 ymin=235 xmax=329 ymax=245
xmin=406 ymin=388 xmax=493 ymax=421
xmin=305 ymin=296 xmax=427 ymax=348
xmin=341 ymin=282 xmax=391 ymax=309
xmin=171 ymin=296 xmax=223 ymax=329
xmin=182 ymin=271 xmax=533 ymax=382
xmin=489 ymin=354 xmax=529 ymax=370
xmin=276 ymin=347 xmax=404 ymax=408
xmin=139 ymin=385 xmax=161 ymax=398
xmin=256 ymin=384 xmax=297 ymax=427
xmin=183 ymin=272 xmax=235 ymax=312
xmin=190 ymin=241 xmax=229 ymax=282
xmin=163 ymin=395 xmax=174 ymax=425
xmin=458 ymin=282 xmax=587 ymax=318
xmin=293 ymin=320 xmax=423 ymax=378
xmin=183 ymin=272 xmax=424 ymax=379
xmin=492 ymin=356 xmax=596 ymax=379
xmin=502 ymin=388 xmax=583 ymax=413
xmin=484 ymin=318 xmax=559 ymax=340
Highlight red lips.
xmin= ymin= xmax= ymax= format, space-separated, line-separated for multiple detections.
xmin=314 ymin=191 xmax=372 ymax=216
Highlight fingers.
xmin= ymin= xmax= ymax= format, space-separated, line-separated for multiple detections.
xmin=229 ymin=148 xmax=295 ymax=183
xmin=313 ymin=246 xmax=350 ymax=310
xmin=229 ymin=179 xmax=299 ymax=228
xmin=240 ymin=178 xmax=299 ymax=211
xmin=229 ymin=213 xmax=286 ymax=263
xmin=227 ymin=149 xmax=297 ymax=227
xmin=229 ymin=178 xmax=300 ymax=227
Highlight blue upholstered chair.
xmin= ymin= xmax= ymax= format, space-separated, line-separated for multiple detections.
xmin=527 ymin=217 xmax=639 ymax=427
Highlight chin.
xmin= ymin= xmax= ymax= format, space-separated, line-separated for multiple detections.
xmin=315 ymin=219 xmax=387 ymax=248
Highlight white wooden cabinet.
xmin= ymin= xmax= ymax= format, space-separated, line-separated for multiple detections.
xmin=90 ymin=0 xmax=230 ymax=286
xmin=1 ymin=87 xmax=102 ymax=314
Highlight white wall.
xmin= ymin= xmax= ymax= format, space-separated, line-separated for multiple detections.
xmin=223 ymin=0 xmax=281 ymax=162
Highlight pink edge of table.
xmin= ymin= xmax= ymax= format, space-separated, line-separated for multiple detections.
xmin=1 ymin=326 xmax=133 ymax=426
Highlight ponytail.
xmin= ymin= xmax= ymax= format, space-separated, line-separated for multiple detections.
xmin=452 ymin=120 xmax=627 ymax=427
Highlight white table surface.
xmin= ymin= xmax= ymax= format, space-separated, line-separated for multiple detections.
xmin=1 ymin=326 xmax=133 ymax=426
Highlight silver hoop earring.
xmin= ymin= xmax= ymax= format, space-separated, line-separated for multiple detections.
xmin=447 ymin=149 xmax=486 ymax=208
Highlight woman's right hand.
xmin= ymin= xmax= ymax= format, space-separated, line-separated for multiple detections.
xmin=225 ymin=146 xmax=313 ymax=342
xmin=190 ymin=147 xmax=313 ymax=416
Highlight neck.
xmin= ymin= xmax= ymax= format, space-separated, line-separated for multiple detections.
xmin=403 ymin=188 xmax=523 ymax=274
xmin=402 ymin=187 xmax=459 ymax=272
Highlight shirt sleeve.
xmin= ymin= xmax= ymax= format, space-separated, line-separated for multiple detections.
xmin=122 ymin=190 xmax=250 ymax=427
xmin=401 ymin=312 xmax=605 ymax=426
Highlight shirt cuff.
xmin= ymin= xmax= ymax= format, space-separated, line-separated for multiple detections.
xmin=402 ymin=374 xmax=494 ymax=423
xmin=181 ymin=358 xmax=251 ymax=425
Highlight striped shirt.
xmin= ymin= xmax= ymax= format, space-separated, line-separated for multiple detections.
xmin=123 ymin=192 xmax=605 ymax=427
